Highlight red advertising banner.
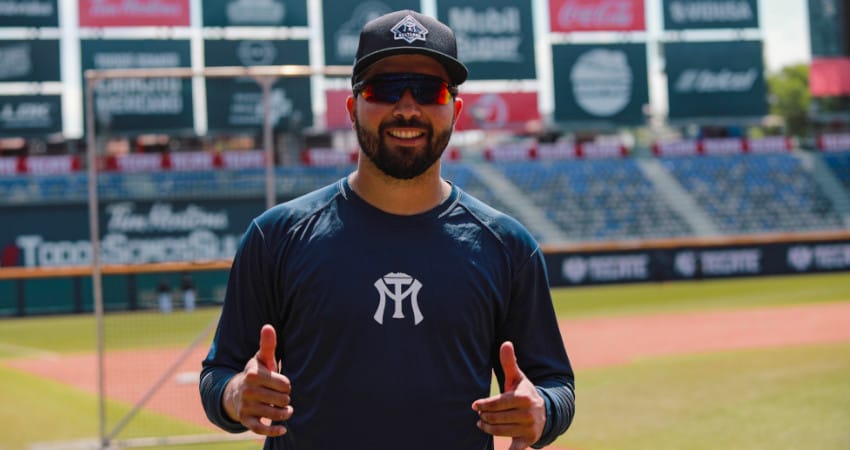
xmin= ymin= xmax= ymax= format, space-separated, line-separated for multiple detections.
xmin=455 ymin=92 xmax=540 ymax=131
xmin=810 ymin=57 xmax=850 ymax=97
xmin=549 ymin=0 xmax=645 ymax=32
xmin=78 ymin=0 xmax=191 ymax=27
xmin=324 ymin=89 xmax=352 ymax=131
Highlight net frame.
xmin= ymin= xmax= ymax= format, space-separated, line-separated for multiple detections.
xmin=83 ymin=64 xmax=351 ymax=449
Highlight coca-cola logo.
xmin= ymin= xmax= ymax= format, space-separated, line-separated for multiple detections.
xmin=553 ymin=0 xmax=644 ymax=32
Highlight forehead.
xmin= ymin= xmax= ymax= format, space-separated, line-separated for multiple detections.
xmin=361 ymin=54 xmax=450 ymax=81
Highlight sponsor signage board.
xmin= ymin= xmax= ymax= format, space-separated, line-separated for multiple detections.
xmin=0 ymin=0 xmax=58 ymax=27
xmin=202 ymin=0 xmax=307 ymax=27
xmin=322 ymin=0 xmax=418 ymax=67
xmin=0 ymin=39 xmax=60 ymax=82
xmin=807 ymin=0 xmax=847 ymax=57
xmin=204 ymin=39 xmax=312 ymax=132
xmin=665 ymin=40 xmax=766 ymax=119
xmin=545 ymin=238 xmax=850 ymax=286
xmin=662 ymin=0 xmax=758 ymax=30
xmin=78 ymin=0 xmax=191 ymax=27
xmin=438 ymin=0 xmax=537 ymax=80
xmin=552 ymin=43 xmax=648 ymax=125
xmin=549 ymin=0 xmax=646 ymax=32
xmin=80 ymin=39 xmax=194 ymax=133
xmin=454 ymin=91 xmax=540 ymax=131
xmin=0 ymin=95 xmax=62 ymax=137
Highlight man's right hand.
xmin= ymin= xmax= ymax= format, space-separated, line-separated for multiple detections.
xmin=223 ymin=324 xmax=293 ymax=436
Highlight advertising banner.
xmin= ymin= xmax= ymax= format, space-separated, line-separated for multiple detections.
xmin=0 ymin=0 xmax=58 ymax=27
xmin=0 ymin=199 xmax=265 ymax=268
xmin=202 ymin=0 xmax=307 ymax=27
xmin=321 ymin=0 xmax=418 ymax=67
xmin=662 ymin=0 xmax=758 ymax=30
xmin=80 ymin=39 xmax=194 ymax=133
xmin=549 ymin=0 xmax=646 ymax=32
xmin=454 ymin=91 xmax=540 ymax=130
xmin=0 ymin=95 xmax=62 ymax=137
xmin=438 ymin=0 xmax=536 ymax=80
xmin=544 ymin=238 xmax=850 ymax=287
xmin=552 ymin=43 xmax=648 ymax=125
xmin=808 ymin=0 xmax=847 ymax=57
xmin=0 ymin=40 xmax=60 ymax=82
xmin=204 ymin=39 xmax=312 ymax=132
xmin=78 ymin=0 xmax=191 ymax=27
xmin=665 ymin=40 xmax=766 ymax=119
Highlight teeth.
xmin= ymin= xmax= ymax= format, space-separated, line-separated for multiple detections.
xmin=388 ymin=129 xmax=423 ymax=139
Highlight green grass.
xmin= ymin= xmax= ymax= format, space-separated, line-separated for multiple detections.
xmin=1 ymin=272 xmax=849 ymax=450
xmin=556 ymin=342 xmax=850 ymax=450
xmin=551 ymin=272 xmax=850 ymax=319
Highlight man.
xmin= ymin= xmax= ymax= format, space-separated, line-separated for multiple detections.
xmin=200 ymin=10 xmax=575 ymax=450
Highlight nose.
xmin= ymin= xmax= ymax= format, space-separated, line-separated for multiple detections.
xmin=392 ymin=89 xmax=422 ymax=121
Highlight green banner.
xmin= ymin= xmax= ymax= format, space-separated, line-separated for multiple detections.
xmin=0 ymin=95 xmax=62 ymax=137
xmin=81 ymin=39 xmax=194 ymax=134
xmin=0 ymin=0 xmax=58 ymax=27
xmin=665 ymin=40 xmax=766 ymax=119
xmin=552 ymin=43 xmax=648 ymax=126
xmin=0 ymin=40 xmax=60 ymax=82
xmin=662 ymin=0 xmax=759 ymax=30
xmin=202 ymin=0 xmax=307 ymax=27
xmin=321 ymin=0 xmax=418 ymax=68
xmin=437 ymin=0 xmax=536 ymax=80
xmin=204 ymin=39 xmax=312 ymax=132
xmin=808 ymin=0 xmax=847 ymax=57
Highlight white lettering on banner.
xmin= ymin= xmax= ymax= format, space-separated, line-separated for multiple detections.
xmin=571 ymin=49 xmax=632 ymax=117
xmin=0 ymin=156 xmax=17 ymax=175
xmin=0 ymin=101 xmax=52 ymax=128
xmin=537 ymin=142 xmax=577 ymax=160
xmin=700 ymin=249 xmax=761 ymax=275
xmin=0 ymin=1 xmax=55 ymax=17
xmin=655 ymin=140 xmax=700 ymax=156
xmin=106 ymin=202 xmax=228 ymax=233
xmin=702 ymin=138 xmax=743 ymax=155
xmin=237 ymin=40 xmax=277 ymax=66
xmin=820 ymin=133 xmax=850 ymax=151
xmin=449 ymin=7 xmax=523 ymax=63
xmin=558 ymin=0 xmax=636 ymax=30
xmin=669 ymin=0 xmax=753 ymax=24
xmin=116 ymin=153 xmax=162 ymax=171
xmin=96 ymin=93 xmax=182 ymax=115
xmin=747 ymin=136 xmax=789 ymax=153
xmin=229 ymin=89 xmax=292 ymax=125
xmin=87 ymin=0 xmax=182 ymax=18
xmin=94 ymin=53 xmax=181 ymax=69
xmin=562 ymin=255 xmax=649 ymax=283
xmin=788 ymin=245 xmax=850 ymax=271
xmin=15 ymin=231 xmax=239 ymax=267
xmin=222 ymin=150 xmax=264 ymax=169
xmin=0 ymin=43 xmax=31 ymax=80
xmin=675 ymin=68 xmax=758 ymax=93
xmin=227 ymin=0 xmax=285 ymax=25
xmin=169 ymin=152 xmax=214 ymax=171
xmin=26 ymin=156 xmax=76 ymax=175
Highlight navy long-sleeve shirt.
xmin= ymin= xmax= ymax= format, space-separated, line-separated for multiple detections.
xmin=200 ymin=178 xmax=575 ymax=449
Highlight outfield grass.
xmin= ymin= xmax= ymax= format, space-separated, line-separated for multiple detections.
xmin=1 ymin=272 xmax=849 ymax=450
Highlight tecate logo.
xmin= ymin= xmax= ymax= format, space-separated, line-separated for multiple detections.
xmin=674 ymin=68 xmax=757 ymax=93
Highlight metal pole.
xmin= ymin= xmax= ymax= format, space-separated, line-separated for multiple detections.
xmin=259 ymin=76 xmax=276 ymax=210
xmin=84 ymin=71 xmax=107 ymax=450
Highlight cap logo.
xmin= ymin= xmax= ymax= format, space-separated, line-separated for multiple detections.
xmin=390 ymin=14 xmax=428 ymax=44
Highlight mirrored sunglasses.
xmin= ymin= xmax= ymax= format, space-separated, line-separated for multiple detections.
xmin=353 ymin=73 xmax=457 ymax=106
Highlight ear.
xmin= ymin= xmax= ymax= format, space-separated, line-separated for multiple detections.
xmin=346 ymin=95 xmax=356 ymax=124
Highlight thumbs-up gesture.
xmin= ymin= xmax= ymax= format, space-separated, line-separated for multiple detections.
xmin=472 ymin=342 xmax=546 ymax=450
xmin=223 ymin=324 xmax=293 ymax=436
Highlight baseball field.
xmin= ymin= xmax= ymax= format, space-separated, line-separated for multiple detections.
xmin=1 ymin=271 xmax=849 ymax=450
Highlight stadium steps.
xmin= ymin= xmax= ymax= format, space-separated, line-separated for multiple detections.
xmin=468 ymin=162 xmax=571 ymax=243
xmin=635 ymin=158 xmax=721 ymax=236
xmin=796 ymin=151 xmax=850 ymax=228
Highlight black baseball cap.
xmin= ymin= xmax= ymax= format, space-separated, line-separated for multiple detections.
xmin=352 ymin=10 xmax=468 ymax=86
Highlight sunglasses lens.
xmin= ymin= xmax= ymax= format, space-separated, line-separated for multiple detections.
xmin=358 ymin=75 xmax=454 ymax=105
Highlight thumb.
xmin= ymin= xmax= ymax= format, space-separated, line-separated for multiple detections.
xmin=257 ymin=324 xmax=278 ymax=372
xmin=500 ymin=341 xmax=524 ymax=392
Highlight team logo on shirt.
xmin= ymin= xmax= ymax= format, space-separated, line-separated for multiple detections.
xmin=373 ymin=272 xmax=423 ymax=325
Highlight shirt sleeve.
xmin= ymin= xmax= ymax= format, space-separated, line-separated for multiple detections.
xmin=199 ymin=218 xmax=279 ymax=432
xmin=498 ymin=245 xmax=576 ymax=447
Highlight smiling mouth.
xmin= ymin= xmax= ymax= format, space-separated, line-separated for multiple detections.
xmin=387 ymin=129 xmax=425 ymax=140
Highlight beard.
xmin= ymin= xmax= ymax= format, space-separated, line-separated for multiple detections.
xmin=355 ymin=115 xmax=452 ymax=180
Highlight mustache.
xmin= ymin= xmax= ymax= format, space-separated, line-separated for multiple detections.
xmin=380 ymin=117 xmax=430 ymax=131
